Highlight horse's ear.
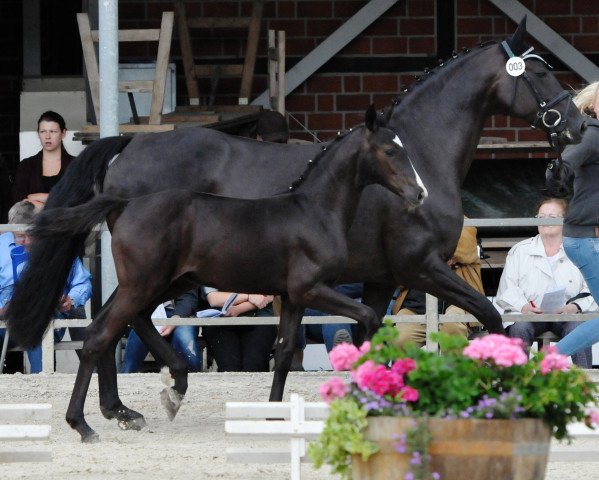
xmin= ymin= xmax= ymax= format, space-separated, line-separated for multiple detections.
xmin=508 ymin=16 xmax=527 ymax=54
xmin=365 ymin=104 xmax=377 ymax=132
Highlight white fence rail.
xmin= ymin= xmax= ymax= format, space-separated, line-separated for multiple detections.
xmin=1 ymin=217 xmax=595 ymax=372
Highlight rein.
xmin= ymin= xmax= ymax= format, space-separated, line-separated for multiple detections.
xmin=501 ymin=41 xmax=572 ymax=164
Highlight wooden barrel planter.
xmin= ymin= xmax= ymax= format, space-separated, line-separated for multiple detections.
xmin=352 ymin=417 xmax=551 ymax=480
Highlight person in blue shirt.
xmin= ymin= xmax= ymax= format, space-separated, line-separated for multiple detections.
xmin=0 ymin=200 xmax=92 ymax=373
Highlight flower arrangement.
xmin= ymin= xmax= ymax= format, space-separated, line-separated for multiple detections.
xmin=308 ymin=322 xmax=599 ymax=479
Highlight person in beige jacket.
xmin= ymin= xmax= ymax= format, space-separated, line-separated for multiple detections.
xmin=495 ymin=198 xmax=597 ymax=367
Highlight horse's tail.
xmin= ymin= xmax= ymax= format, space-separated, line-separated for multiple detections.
xmin=6 ymin=195 xmax=129 ymax=348
xmin=45 ymin=136 xmax=132 ymax=209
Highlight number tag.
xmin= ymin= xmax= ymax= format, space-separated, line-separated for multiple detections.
xmin=506 ymin=57 xmax=525 ymax=77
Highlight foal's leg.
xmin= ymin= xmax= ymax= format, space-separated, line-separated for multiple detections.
xmin=97 ymin=335 xmax=147 ymax=431
xmin=269 ymin=296 xmax=304 ymax=402
xmin=91 ymin=289 xmax=146 ymax=431
xmin=131 ymin=317 xmax=189 ymax=421
xmin=66 ymin=298 xmax=127 ymax=442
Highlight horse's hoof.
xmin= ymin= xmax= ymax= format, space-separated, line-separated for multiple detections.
xmin=160 ymin=387 xmax=183 ymax=421
xmin=160 ymin=366 xmax=175 ymax=387
xmin=101 ymin=405 xmax=147 ymax=431
xmin=81 ymin=431 xmax=100 ymax=443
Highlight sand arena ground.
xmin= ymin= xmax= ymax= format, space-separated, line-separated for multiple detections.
xmin=0 ymin=371 xmax=598 ymax=480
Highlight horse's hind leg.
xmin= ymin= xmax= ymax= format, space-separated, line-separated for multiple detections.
xmin=299 ymin=283 xmax=382 ymax=340
xmin=406 ymin=258 xmax=506 ymax=335
xmin=132 ymin=318 xmax=189 ymax=421
xmin=269 ymin=296 xmax=304 ymax=402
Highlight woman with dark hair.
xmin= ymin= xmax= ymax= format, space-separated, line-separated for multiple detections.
xmin=13 ymin=111 xmax=75 ymax=207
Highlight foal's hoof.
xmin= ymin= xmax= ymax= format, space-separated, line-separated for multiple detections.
xmin=81 ymin=431 xmax=100 ymax=444
xmin=160 ymin=387 xmax=183 ymax=421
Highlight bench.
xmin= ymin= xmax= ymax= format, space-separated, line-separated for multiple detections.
xmin=0 ymin=404 xmax=52 ymax=462
xmin=225 ymin=393 xmax=328 ymax=480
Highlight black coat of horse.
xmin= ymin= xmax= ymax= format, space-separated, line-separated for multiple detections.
xmin=13 ymin=107 xmax=425 ymax=442
xmin=7 ymin=20 xmax=585 ymax=439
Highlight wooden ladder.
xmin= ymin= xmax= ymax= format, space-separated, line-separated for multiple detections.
xmin=77 ymin=11 xmax=174 ymax=126
xmin=175 ymin=1 xmax=264 ymax=107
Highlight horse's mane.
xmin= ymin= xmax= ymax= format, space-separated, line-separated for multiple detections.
xmin=382 ymin=30 xmax=532 ymax=118
xmin=284 ymin=125 xmax=363 ymax=193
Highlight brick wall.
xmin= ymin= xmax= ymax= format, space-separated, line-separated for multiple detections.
xmin=4 ymin=1 xmax=599 ymax=169
xmin=115 ymin=0 xmax=599 ymax=153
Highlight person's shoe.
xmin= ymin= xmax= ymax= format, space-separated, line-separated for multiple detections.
xmin=332 ymin=329 xmax=352 ymax=347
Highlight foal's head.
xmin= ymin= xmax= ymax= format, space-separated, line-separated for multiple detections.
xmin=363 ymin=105 xmax=427 ymax=208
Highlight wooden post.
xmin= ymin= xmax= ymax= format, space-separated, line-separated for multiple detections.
xmin=239 ymin=1 xmax=264 ymax=105
xmin=425 ymin=293 xmax=439 ymax=352
xmin=268 ymin=30 xmax=286 ymax=114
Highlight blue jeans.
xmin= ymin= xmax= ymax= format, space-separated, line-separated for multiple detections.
xmin=296 ymin=306 xmax=354 ymax=353
xmin=555 ymin=236 xmax=599 ymax=358
xmin=122 ymin=325 xmax=202 ymax=373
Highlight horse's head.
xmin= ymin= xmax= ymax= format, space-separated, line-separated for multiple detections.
xmin=363 ymin=105 xmax=427 ymax=208
xmin=493 ymin=17 xmax=586 ymax=148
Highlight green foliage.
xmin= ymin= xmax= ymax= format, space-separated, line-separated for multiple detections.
xmin=308 ymin=397 xmax=378 ymax=479
xmin=310 ymin=321 xmax=599 ymax=477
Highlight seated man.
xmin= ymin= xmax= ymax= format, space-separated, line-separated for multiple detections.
xmin=0 ymin=200 xmax=92 ymax=373
xmin=393 ymin=222 xmax=483 ymax=348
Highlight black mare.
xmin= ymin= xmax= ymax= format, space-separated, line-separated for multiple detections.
xmin=15 ymin=108 xmax=425 ymax=441
xmin=7 ymin=20 xmax=585 ymax=439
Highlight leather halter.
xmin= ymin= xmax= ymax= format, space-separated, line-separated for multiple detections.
xmin=500 ymin=41 xmax=573 ymax=159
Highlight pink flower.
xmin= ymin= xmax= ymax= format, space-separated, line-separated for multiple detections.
xmin=358 ymin=341 xmax=371 ymax=355
xmin=401 ymin=386 xmax=419 ymax=402
xmin=353 ymin=360 xmax=404 ymax=397
xmin=463 ymin=334 xmax=527 ymax=367
xmin=391 ymin=358 xmax=416 ymax=375
xmin=329 ymin=343 xmax=361 ymax=371
xmin=586 ymin=409 xmax=599 ymax=427
xmin=319 ymin=377 xmax=347 ymax=403
xmin=540 ymin=351 xmax=570 ymax=375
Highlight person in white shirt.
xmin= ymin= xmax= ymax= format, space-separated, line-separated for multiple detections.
xmin=495 ymin=198 xmax=597 ymax=367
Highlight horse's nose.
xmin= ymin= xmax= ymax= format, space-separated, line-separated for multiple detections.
xmin=417 ymin=189 xmax=427 ymax=204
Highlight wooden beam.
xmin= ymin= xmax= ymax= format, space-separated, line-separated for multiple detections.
xmin=488 ymin=0 xmax=599 ymax=82
xmin=251 ymin=0 xmax=400 ymax=107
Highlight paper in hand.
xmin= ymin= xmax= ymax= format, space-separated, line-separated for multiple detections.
xmin=196 ymin=292 xmax=239 ymax=318
xmin=539 ymin=286 xmax=566 ymax=314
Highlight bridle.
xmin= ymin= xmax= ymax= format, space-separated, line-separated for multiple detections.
xmin=501 ymin=41 xmax=573 ymax=161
